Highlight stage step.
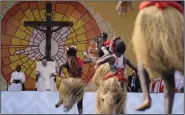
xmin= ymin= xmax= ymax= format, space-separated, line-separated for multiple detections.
xmin=1 ymin=91 xmax=184 ymax=114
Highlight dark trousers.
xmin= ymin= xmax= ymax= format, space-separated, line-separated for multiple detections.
xmin=77 ymin=97 xmax=83 ymax=110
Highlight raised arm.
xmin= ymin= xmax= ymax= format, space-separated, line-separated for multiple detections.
xmin=98 ymin=46 xmax=111 ymax=60
xmin=52 ymin=27 xmax=62 ymax=32
xmin=35 ymin=26 xmax=46 ymax=32
xmin=97 ymin=55 xmax=114 ymax=66
xmin=125 ymin=57 xmax=138 ymax=73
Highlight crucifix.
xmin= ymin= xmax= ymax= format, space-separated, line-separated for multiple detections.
xmin=24 ymin=1 xmax=73 ymax=61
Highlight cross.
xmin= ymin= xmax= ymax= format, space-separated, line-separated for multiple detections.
xmin=24 ymin=1 xmax=73 ymax=61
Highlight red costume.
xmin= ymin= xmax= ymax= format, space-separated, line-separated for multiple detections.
xmin=104 ymin=55 xmax=128 ymax=82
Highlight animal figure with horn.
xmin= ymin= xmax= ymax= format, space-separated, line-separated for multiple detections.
xmin=93 ymin=37 xmax=137 ymax=114
xmin=56 ymin=45 xmax=84 ymax=114
xmin=132 ymin=1 xmax=184 ymax=114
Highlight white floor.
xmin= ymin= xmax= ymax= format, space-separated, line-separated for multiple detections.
xmin=1 ymin=91 xmax=184 ymax=114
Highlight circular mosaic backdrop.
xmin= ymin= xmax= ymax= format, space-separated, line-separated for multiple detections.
xmin=1 ymin=1 xmax=116 ymax=90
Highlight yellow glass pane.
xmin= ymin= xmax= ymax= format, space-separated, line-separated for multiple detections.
xmin=68 ymin=16 xmax=77 ymax=23
xmin=30 ymin=69 xmax=36 ymax=79
xmin=15 ymin=29 xmax=27 ymax=39
xmin=25 ymin=29 xmax=32 ymax=36
xmin=39 ymin=9 xmax=46 ymax=20
xmin=63 ymin=16 xmax=68 ymax=21
xmin=77 ymin=44 xmax=86 ymax=51
xmin=9 ymin=48 xmax=16 ymax=55
xmin=12 ymin=37 xmax=21 ymax=45
xmin=76 ymin=34 xmax=87 ymax=42
xmin=23 ymin=63 xmax=30 ymax=69
xmin=19 ymin=25 xmax=27 ymax=31
xmin=21 ymin=66 xmax=26 ymax=72
xmin=26 ymin=68 xmax=32 ymax=75
xmin=25 ymin=9 xmax=35 ymax=21
xmin=9 ymin=55 xmax=20 ymax=62
xmin=21 ymin=40 xmax=29 ymax=45
xmin=67 ymin=32 xmax=76 ymax=39
xmin=25 ymin=35 xmax=31 ymax=41
xmin=9 ymin=60 xmax=22 ymax=70
xmin=76 ymin=27 xmax=86 ymax=35
xmin=21 ymin=57 xmax=28 ymax=63
xmin=65 ymin=39 xmax=73 ymax=45
xmin=32 ymin=9 xmax=40 ymax=19
xmin=77 ymin=51 xmax=84 ymax=59
xmin=19 ymin=54 xmax=25 ymax=58
xmin=29 ymin=27 xmax=34 ymax=32
xmin=73 ymin=20 xmax=85 ymax=30
xmin=54 ymin=13 xmax=63 ymax=21
xmin=20 ymin=16 xmax=29 ymax=24
xmin=71 ymin=37 xmax=77 ymax=42
xmin=69 ymin=28 xmax=74 ymax=33
xmin=27 ymin=60 xmax=34 ymax=65
xmin=30 ymin=62 xmax=36 ymax=69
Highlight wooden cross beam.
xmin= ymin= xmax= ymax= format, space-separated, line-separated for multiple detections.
xmin=24 ymin=1 xmax=73 ymax=61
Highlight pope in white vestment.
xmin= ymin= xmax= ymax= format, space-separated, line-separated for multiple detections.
xmin=8 ymin=65 xmax=25 ymax=91
xmin=36 ymin=59 xmax=57 ymax=91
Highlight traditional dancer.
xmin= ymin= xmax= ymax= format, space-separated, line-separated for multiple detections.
xmin=93 ymin=37 xmax=137 ymax=114
xmin=96 ymin=37 xmax=137 ymax=75
xmin=132 ymin=1 xmax=184 ymax=114
xmin=57 ymin=45 xmax=84 ymax=114
xmin=83 ymin=32 xmax=108 ymax=62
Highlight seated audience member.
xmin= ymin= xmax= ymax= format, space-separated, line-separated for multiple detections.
xmin=127 ymin=70 xmax=141 ymax=92
xmin=36 ymin=59 xmax=57 ymax=91
xmin=150 ymin=71 xmax=184 ymax=93
xmin=8 ymin=65 xmax=25 ymax=91
xmin=174 ymin=71 xmax=184 ymax=92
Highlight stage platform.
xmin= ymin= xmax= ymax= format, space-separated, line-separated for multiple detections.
xmin=1 ymin=91 xmax=184 ymax=114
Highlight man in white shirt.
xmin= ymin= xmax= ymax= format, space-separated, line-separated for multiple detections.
xmin=8 ymin=65 xmax=25 ymax=91
xmin=36 ymin=59 xmax=57 ymax=91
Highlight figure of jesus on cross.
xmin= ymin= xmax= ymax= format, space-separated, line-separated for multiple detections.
xmin=24 ymin=1 xmax=73 ymax=61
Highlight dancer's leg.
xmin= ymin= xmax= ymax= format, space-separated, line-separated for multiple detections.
xmin=55 ymin=98 xmax=63 ymax=108
xmin=136 ymin=60 xmax=151 ymax=111
xmin=163 ymin=70 xmax=175 ymax=114
xmin=77 ymin=97 xmax=83 ymax=114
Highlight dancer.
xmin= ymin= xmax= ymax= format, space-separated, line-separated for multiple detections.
xmin=116 ymin=1 xmax=134 ymax=15
xmin=57 ymin=45 xmax=84 ymax=114
xmin=85 ymin=35 xmax=125 ymax=63
xmin=96 ymin=37 xmax=137 ymax=83
xmin=93 ymin=38 xmax=137 ymax=114
xmin=83 ymin=32 xmax=108 ymax=62
xmin=132 ymin=1 xmax=184 ymax=114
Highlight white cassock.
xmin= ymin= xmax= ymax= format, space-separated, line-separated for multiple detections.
xmin=36 ymin=61 xmax=57 ymax=91
xmin=174 ymin=71 xmax=184 ymax=90
xmin=8 ymin=71 xmax=25 ymax=91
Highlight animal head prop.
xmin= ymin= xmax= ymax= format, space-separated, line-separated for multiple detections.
xmin=66 ymin=45 xmax=77 ymax=58
xmin=97 ymin=77 xmax=127 ymax=114
xmin=132 ymin=1 xmax=184 ymax=79
xmin=59 ymin=78 xmax=84 ymax=112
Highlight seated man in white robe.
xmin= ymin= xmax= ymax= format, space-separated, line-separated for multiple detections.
xmin=36 ymin=59 xmax=57 ymax=91
xmin=8 ymin=65 xmax=25 ymax=91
